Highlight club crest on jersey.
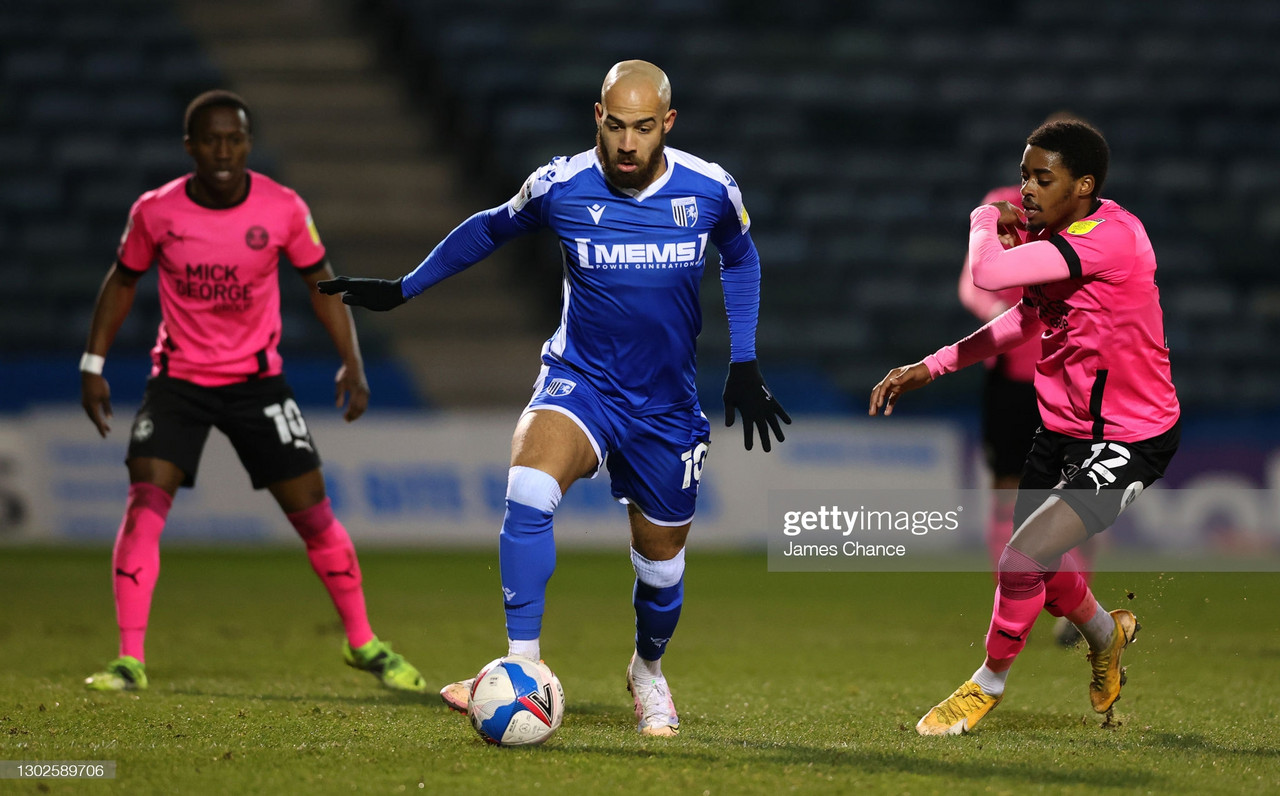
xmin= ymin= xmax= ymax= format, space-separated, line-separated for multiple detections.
xmin=245 ymin=225 xmax=269 ymax=250
xmin=544 ymin=378 xmax=576 ymax=397
xmin=671 ymin=197 xmax=698 ymax=227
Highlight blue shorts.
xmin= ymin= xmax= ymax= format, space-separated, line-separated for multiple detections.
xmin=525 ymin=363 xmax=711 ymax=525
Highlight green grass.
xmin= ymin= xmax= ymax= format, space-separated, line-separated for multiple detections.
xmin=1 ymin=548 xmax=1278 ymax=795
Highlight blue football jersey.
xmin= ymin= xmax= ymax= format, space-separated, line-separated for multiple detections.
xmin=402 ymin=146 xmax=761 ymax=416
xmin=511 ymin=148 xmax=757 ymax=415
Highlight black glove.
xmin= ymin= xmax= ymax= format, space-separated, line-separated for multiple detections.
xmin=316 ymin=276 xmax=407 ymax=311
xmin=723 ymin=359 xmax=791 ymax=452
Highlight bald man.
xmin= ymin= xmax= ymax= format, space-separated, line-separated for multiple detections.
xmin=320 ymin=60 xmax=789 ymax=737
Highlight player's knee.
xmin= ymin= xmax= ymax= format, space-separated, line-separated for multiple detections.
xmin=123 ymin=482 xmax=174 ymax=524
xmin=631 ymin=546 xmax=685 ymax=589
xmin=506 ymin=466 xmax=562 ymax=515
xmin=997 ymin=545 xmax=1048 ymax=595
xmin=271 ymin=470 xmax=328 ymax=515
xmin=287 ymin=496 xmax=337 ymax=542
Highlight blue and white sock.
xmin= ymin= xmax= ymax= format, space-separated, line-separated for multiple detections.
xmin=500 ymin=466 xmax=561 ymax=646
xmin=632 ymin=546 xmax=685 ymax=675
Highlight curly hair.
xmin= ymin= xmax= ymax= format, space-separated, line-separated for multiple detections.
xmin=1026 ymin=120 xmax=1109 ymax=198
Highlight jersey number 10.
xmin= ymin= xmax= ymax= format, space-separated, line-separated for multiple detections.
xmin=263 ymin=399 xmax=311 ymax=450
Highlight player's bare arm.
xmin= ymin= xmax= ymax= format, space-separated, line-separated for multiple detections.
xmin=868 ymin=362 xmax=932 ymax=417
xmin=303 ymin=263 xmax=369 ymax=422
xmin=80 ymin=263 xmax=143 ymax=437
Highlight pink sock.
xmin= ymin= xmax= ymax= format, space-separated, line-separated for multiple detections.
xmin=1043 ymin=555 xmax=1090 ymax=618
xmin=288 ymin=498 xmax=374 ymax=648
xmin=984 ymin=546 xmax=1048 ymax=672
xmin=113 ymin=483 xmax=173 ymax=662
xmin=1064 ymin=588 xmax=1103 ymax=626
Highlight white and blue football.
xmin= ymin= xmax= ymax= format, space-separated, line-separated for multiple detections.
xmin=467 ymin=656 xmax=564 ymax=746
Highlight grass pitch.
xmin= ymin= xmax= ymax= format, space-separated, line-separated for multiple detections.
xmin=1 ymin=548 xmax=1277 ymax=795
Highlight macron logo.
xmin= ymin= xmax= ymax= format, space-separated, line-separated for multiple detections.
xmin=503 ymin=587 xmax=517 ymax=601
xmin=588 ymin=203 xmax=606 ymax=224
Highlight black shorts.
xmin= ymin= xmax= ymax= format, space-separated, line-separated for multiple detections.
xmin=982 ymin=368 xmax=1040 ymax=479
xmin=1012 ymin=420 xmax=1180 ymax=536
xmin=127 ymin=375 xmax=322 ymax=489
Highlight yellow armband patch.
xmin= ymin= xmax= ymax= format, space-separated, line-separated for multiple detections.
xmin=1066 ymin=219 xmax=1103 ymax=235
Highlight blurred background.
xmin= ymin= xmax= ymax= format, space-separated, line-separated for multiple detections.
xmin=2 ymin=0 xmax=1277 ymax=556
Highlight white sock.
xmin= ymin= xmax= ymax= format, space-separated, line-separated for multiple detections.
xmin=971 ymin=663 xmax=1009 ymax=696
xmin=1078 ymin=602 xmax=1117 ymax=651
xmin=631 ymin=654 xmax=663 ymax=680
xmin=508 ymin=638 xmax=540 ymax=661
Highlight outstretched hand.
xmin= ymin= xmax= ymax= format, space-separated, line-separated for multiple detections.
xmin=316 ymin=276 xmax=407 ymax=311
xmin=868 ymin=362 xmax=933 ymax=416
xmin=723 ymin=360 xmax=791 ymax=452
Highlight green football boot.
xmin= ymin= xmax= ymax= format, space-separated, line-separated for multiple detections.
xmin=85 ymin=656 xmax=148 ymax=691
xmin=343 ymin=637 xmax=427 ymax=693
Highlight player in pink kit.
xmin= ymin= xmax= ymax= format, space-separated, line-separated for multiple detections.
xmin=960 ymin=182 xmax=1096 ymax=648
xmin=871 ymin=120 xmax=1179 ymax=734
xmin=80 ymin=90 xmax=427 ymax=693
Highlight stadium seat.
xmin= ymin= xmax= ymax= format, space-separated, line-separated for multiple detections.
xmin=6 ymin=0 xmax=1277 ymax=412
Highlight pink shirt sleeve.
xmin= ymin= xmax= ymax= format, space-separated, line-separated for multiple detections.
xmin=116 ymin=197 xmax=156 ymax=272
xmin=968 ymin=205 xmax=1072 ymax=291
xmin=958 ymin=254 xmax=1010 ymax=320
xmin=923 ymin=301 xmax=1043 ymax=379
xmin=283 ymin=192 xmax=326 ymax=269
xmin=1052 ymin=218 xmax=1136 ymax=283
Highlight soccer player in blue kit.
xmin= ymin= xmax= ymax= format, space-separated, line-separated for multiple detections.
xmin=319 ymin=60 xmax=789 ymax=736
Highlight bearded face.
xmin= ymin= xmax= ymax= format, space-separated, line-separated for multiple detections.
xmin=596 ymin=123 xmax=667 ymax=191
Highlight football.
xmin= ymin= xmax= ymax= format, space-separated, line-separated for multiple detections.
xmin=467 ymin=656 xmax=565 ymax=746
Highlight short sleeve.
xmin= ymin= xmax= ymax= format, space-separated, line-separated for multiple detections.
xmin=115 ymin=196 xmax=156 ymax=272
xmin=1053 ymin=218 xmax=1134 ymax=283
xmin=706 ymin=170 xmax=750 ymax=257
xmin=505 ymin=158 xmax=563 ymax=229
xmin=721 ymin=167 xmax=747 ymax=234
xmin=285 ymin=192 xmax=327 ymax=269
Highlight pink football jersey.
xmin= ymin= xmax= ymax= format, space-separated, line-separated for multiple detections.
xmin=117 ymin=171 xmax=326 ymax=386
xmin=1021 ymin=199 xmax=1180 ymax=441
